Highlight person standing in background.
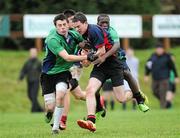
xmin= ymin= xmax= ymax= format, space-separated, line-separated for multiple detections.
xmin=19 ymin=48 xmax=43 ymax=112
xmin=144 ymin=43 xmax=179 ymax=109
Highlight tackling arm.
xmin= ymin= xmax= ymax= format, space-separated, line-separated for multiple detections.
xmin=58 ymin=49 xmax=87 ymax=62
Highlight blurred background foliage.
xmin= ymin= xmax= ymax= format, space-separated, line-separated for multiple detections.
xmin=0 ymin=0 xmax=161 ymax=14
xmin=0 ymin=0 xmax=179 ymax=50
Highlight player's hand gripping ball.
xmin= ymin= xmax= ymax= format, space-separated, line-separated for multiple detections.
xmin=79 ymin=49 xmax=91 ymax=67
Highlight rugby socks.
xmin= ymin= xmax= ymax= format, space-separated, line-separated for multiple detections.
xmin=132 ymin=100 xmax=136 ymax=110
xmin=46 ymin=111 xmax=53 ymax=118
xmin=61 ymin=115 xmax=67 ymax=124
xmin=133 ymin=92 xmax=144 ymax=104
xmin=52 ymin=106 xmax=64 ymax=130
xmin=87 ymin=115 xmax=96 ymax=124
xmin=110 ymin=100 xmax=115 ymax=110
xmin=122 ymin=102 xmax=126 ymax=110
xmin=166 ymin=101 xmax=172 ymax=109
xmin=104 ymin=100 xmax=107 ymax=108
xmin=95 ymin=92 xmax=103 ymax=112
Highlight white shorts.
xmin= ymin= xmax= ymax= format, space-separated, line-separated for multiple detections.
xmin=124 ymin=80 xmax=131 ymax=92
xmin=124 ymin=77 xmax=139 ymax=92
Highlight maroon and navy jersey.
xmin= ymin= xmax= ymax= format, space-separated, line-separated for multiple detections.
xmin=82 ymin=24 xmax=114 ymax=52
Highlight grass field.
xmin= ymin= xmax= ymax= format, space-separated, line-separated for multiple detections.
xmin=0 ymin=109 xmax=180 ymax=138
xmin=0 ymin=48 xmax=180 ymax=138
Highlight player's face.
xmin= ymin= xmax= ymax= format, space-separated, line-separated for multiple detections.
xmin=99 ymin=22 xmax=109 ymax=29
xmin=74 ymin=21 xmax=88 ymax=35
xmin=55 ymin=19 xmax=69 ymax=36
xmin=67 ymin=16 xmax=74 ymax=29
xmin=30 ymin=48 xmax=37 ymax=58
xmin=156 ymin=47 xmax=164 ymax=55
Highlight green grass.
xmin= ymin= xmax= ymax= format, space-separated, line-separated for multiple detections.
xmin=0 ymin=109 xmax=180 ymax=138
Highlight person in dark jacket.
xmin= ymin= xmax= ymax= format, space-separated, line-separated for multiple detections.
xmin=19 ymin=48 xmax=43 ymax=112
xmin=144 ymin=43 xmax=179 ymax=108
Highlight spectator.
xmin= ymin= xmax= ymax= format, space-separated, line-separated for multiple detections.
xmin=144 ymin=43 xmax=179 ymax=109
xmin=19 ymin=48 xmax=43 ymax=112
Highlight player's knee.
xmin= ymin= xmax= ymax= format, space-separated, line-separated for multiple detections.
xmin=56 ymin=95 xmax=64 ymax=102
xmin=74 ymin=95 xmax=80 ymax=100
xmin=46 ymin=104 xmax=55 ymax=112
xmin=78 ymin=93 xmax=86 ymax=100
xmin=55 ymin=82 xmax=68 ymax=105
xmin=56 ymin=82 xmax=68 ymax=93
xmin=44 ymin=93 xmax=55 ymax=111
xmin=74 ymin=95 xmax=83 ymax=100
xmin=73 ymin=92 xmax=81 ymax=100
xmin=71 ymin=85 xmax=86 ymax=100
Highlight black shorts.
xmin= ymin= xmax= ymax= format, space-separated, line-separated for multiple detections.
xmin=102 ymin=81 xmax=113 ymax=91
xmin=40 ymin=71 xmax=72 ymax=96
xmin=169 ymin=82 xmax=176 ymax=93
xmin=90 ymin=56 xmax=124 ymax=87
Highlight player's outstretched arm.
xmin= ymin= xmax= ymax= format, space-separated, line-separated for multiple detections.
xmin=93 ymin=42 xmax=120 ymax=66
xmin=95 ymin=46 xmax=106 ymax=57
xmin=59 ymin=49 xmax=87 ymax=62
xmin=102 ymin=42 xmax=120 ymax=59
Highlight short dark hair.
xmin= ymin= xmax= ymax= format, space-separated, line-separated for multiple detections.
xmin=97 ymin=14 xmax=110 ymax=24
xmin=53 ymin=13 xmax=68 ymax=26
xmin=73 ymin=12 xmax=87 ymax=23
xmin=156 ymin=42 xmax=164 ymax=48
xmin=63 ymin=9 xmax=76 ymax=18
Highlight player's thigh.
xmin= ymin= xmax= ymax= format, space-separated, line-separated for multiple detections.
xmin=86 ymin=77 xmax=102 ymax=96
xmin=64 ymin=92 xmax=70 ymax=103
xmin=113 ymin=85 xmax=126 ymax=102
xmin=89 ymin=67 xmax=106 ymax=95
xmin=55 ymin=71 xmax=72 ymax=100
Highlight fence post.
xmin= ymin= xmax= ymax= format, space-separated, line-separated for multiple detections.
xmin=122 ymin=38 xmax=129 ymax=50
xmin=163 ymin=38 xmax=171 ymax=51
xmin=35 ymin=38 xmax=42 ymax=52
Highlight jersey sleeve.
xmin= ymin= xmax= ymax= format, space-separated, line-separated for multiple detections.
xmin=109 ymin=27 xmax=119 ymax=42
xmin=47 ymin=38 xmax=64 ymax=56
xmin=74 ymin=31 xmax=84 ymax=43
xmin=69 ymin=29 xmax=84 ymax=43
xmin=69 ymin=30 xmax=84 ymax=55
